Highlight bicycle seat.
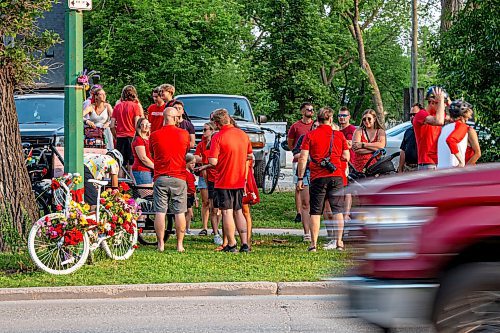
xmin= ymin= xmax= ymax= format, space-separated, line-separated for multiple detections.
xmin=89 ymin=179 xmax=108 ymax=186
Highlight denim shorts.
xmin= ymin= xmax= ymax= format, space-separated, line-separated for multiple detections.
xmin=197 ymin=176 xmax=208 ymax=190
xmin=133 ymin=171 xmax=153 ymax=185
xmin=293 ymin=169 xmax=311 ymax=186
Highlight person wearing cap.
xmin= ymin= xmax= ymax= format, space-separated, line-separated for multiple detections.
xmin=171 ymin=99 xmax=195 ymax=148
xmin=437 ymin=100 xmax=474 ymax=169
xmin=413 ymin=86 xmax=447 ymax=170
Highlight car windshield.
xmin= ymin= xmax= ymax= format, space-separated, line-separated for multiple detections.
xmin=386 ymin=122 xmax=411 ymax=137
xmin=177 ymin=96 xmax=254 ymax=122
xmin=15 ymin=98 xmax=64 ymax=124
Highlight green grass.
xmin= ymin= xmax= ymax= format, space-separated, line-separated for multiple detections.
xmin=0 ymin=235 xmax=352 ymax=288
xmin=191 ymin=190 xmax=300 ymax=229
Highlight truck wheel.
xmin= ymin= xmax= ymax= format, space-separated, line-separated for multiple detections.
xmin=254 ymin=160 xmax=266 ymax=188
xmin=433 ymin=262 xmax=500 ymax=333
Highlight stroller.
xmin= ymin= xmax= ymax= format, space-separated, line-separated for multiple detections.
xmin=348 ymin=148 xmax=400 ymax=186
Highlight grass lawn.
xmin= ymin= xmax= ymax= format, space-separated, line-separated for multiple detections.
xmin=191 ymin=190 xmax=301 ymax=230
xmin=0 ymin=234 xmax=352 ymax=288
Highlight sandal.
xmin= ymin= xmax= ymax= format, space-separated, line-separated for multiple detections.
xmin=307 ymin=246 xmax=317 ymax=252
xmin=198 ymin=229 xmax=208 ymax=236
xmin=336 ymin=245 xmax=345 ymax=251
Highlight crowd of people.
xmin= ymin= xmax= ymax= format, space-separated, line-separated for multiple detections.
xmin=287 ymin=86 xmax=481 ymax=251
xmin=80 ymin=82 xmax=480 ymax=253
xmin=82 ymin=83 xmax=259 ymax=253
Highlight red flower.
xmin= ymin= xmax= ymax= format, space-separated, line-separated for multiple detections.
xmin=133 ymin=244 xmax=139 ymax=249
xmin=138 ymin=228 xmax=143 ymax=234
xmin=119 ymin=182 xmax=130 ymax=192
xmin=51 ymin=180 xmax=60 ymax=190
xmin=64 ymin=228 xmax=84 ymax=246
xmin=112 ymin=215 xmax=118 ymax=222
xmin=100 ymin=198 xmax=106 ymax=204
xmin=56 ymin=205 xmax=63 ymax=211
xmin=108 ymin=230 xmax=115 ymax=237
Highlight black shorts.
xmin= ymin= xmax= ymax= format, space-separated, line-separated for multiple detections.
xmin=207 ymin=181 xmax=215 ymax=199
xmin=187 ymin=194 xmax=195 ymax=209
xmin=83 ymin=165 xmax=98 ymax=206
xmin=214 ymin=188 xmax=244 ymax=211
xmin=116 ymin=137 xmax=134 ymax=166
xmin=309 ymin=176 xmax=344 ymax=215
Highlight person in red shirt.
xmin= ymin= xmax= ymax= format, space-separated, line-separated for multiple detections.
xmin=412 ymin=86 xmax=447 ymax=170
xmin=185 ymin=153 xmax=198 ymax=236
xmin=111 ymin=85 xmax=142 ymax=176
xmin=131 ymin=118 xmax=154 ymax=185
xmin=465 ymin=126 xmax=481 ymax=165
xmin=297 ymin=108 xmax=350 ymax=252
xmin=147 ymin=87 xmax=166 ymax=133
xmin=337 ymin=106 xmax=356 ymax=224
xmin=287 ymin=102 xmax=315 ymax=224
xmin=208 ymin=108 xmax=253 ymax=253
xmin=150 ymin=107 xmax=190 ymax=252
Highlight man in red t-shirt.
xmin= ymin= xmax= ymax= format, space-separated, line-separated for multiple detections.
xmin=413 ymin=86 xmax=447 ymax=170
xmin=297 ymin=108 xmax=349 ymax=252
xmin=287 ymin=102 xmax=315 ymax=225
xmin=150 ymin=107 xmax=190 ymax=252
xmin=337 ymin=106 xmax=356 ymax=223
xmin=111 ymin=85 xmax=142 ymax=175
xmin=159 ymin=83 xmax=175 ymax=107
xmin=208 ymin=109 xmax=253 ymax=253
xmin=148 ymin=87 xmax=166 ymax=133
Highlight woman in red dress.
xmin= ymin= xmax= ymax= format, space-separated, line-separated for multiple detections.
xmin=351 ymin=109 xmax=386 ymax=173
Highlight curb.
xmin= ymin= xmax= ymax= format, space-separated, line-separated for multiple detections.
xmin=0 ymin=281 xmax=343 ymax=302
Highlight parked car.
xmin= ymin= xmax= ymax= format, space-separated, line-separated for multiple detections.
xmin=15 ymin=93 xmax=65 ymax=147
xmin=175 ymin=94 xmax=268 ymax=186
xmin=345 ymin=163 xmax=500 ymax=332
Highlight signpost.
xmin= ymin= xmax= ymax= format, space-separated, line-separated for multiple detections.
xmin=64 ymin=2 xmax=89 ymax=184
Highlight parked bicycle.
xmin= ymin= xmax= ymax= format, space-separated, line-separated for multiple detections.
xmin=261 ymin=127 xmax=286 ymax=194
xmin=27 ymin=173 xmax=139 ymax=275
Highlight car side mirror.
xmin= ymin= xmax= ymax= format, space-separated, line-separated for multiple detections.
xmin=258 ymin=115 xmax=267 ymax=124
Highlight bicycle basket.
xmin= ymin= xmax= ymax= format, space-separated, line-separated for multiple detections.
xmin=365 ymin=156 xmax=396 ymax=177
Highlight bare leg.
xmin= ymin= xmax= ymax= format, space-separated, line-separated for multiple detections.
xmin=323 ymin=202 xmax=335 ymax=240
xmin=221 ymin=209 xmax=237 ymax=246
xmin=185 ymin=207 xmax=193 ymax=231
xmin=154 ymin=212 xmax=166 ymax=252
xmin=242 ymin=204 xmax=252 ymax=246
xmin=234 ymin=208 xmax=248 ymax=246
xmin=300 ymin=187 xmax=311 ymax=236
xmin=295 ymin=188 xmax=302 ymax=218
xmin=174 ymin=213 xmax=186 ymax=252
xmin=200 ymin=189 xmax=210 ymax=231
xmin=344 ymin=193 xmax=352 ymax=222
xmin=310 ymin=214 xmax=321 ymax=250
xmin=333 ymin=213 xmax=344 ymax=248
xmin=209 ymin=200 xmax=220 ymax=235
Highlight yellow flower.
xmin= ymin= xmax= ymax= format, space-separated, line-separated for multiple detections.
xmin=70 ymin=213 xmax=77 ymax=219
xmin=101 ymin=191 xmax=108 ymax=198
xmin=80 ymin=217 xmax=88 ymax=225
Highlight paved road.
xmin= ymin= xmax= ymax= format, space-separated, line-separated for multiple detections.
xmin=0 ymin=295 xmax=434 ymax=333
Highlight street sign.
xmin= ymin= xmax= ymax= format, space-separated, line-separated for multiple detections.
xmin=68 ymin=0 xmax=92 ymax=10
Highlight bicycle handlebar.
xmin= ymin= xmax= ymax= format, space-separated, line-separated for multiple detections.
xmin=261 ymin=127 xmax=286 ymax=137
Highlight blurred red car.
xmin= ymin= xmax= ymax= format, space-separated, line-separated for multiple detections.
xmin=346 ymin=163 xmax=500 ymax=332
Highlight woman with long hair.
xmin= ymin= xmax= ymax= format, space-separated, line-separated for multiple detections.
xmin=131 ymin=117 xmax=154 ymax=185
xmin=83 ymin=87 xmax=114 ymax=150
xmin=351 ymin=109 xmax=386 ymax=172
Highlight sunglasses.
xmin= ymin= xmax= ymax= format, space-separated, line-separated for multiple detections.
xmin=305 ymin=108 xmax=314 ymax=112
xmin=410 ymin=113 xmax=418 ymax=117
xmin=203 ymin=128 xmax=212 ymax=132
xmin=338 ymin=114 xmax=349 ymax=118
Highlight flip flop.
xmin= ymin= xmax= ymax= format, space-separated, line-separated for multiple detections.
xmin=307 ymin=246 xmax=317 ymax=252
xmin=336 ymin=245 xmax=345 ymax=251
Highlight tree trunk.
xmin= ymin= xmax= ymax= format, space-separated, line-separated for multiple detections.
xmin=351 ymin=0 xmax=385 ymax=127
xmin=0 ymin=66 xmax=38 ymax=251
xmin=441 ymin=0 xmax=464 ymax=32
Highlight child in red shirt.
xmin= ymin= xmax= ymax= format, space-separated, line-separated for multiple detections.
xmin=185 ymin=154 xmax=198 ymax=235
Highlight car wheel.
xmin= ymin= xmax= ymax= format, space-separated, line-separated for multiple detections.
xmin=254 ymin=159 xmax=266 ymax=188
xmin=433 ymin=262 xmax=500 ymax=333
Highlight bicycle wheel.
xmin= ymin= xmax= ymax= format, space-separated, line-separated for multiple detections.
xmin=102 ymin=223 xmax=138 ymax=260
xmin=28 ymin=213 xmax=90 ymax=275
xmin=262 ymin=154 xmax=280 ymax=194
xmin=137 ymin=215 xmax=171 ymax=245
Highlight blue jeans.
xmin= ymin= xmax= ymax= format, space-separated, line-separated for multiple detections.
xmin=133 ymin=171 xmax=153 ymax=185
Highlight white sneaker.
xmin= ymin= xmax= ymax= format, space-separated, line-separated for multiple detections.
xmin=213 ymin=234 xmax=223 ymax=245
xmin=323 ymin=240 xmax=337 ymax=250
xmin=185 ymin=229 xmax=194 ymax=236
xmin=303 ymin=234 xmax=311 ymax=242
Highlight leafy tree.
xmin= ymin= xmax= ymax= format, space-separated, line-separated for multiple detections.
xmin=0 ymin=0 xmax=60 ymax=249
xmin=432 ymin=0 xmax=499 ymax=161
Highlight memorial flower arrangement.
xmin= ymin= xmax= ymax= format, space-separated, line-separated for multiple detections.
xmin=36 ymin=177 xmax=140 ymax=246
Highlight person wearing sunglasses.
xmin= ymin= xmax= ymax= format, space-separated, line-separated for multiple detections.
xmin=351 ymin=109 xmax=387 ymax=172
xmin=287 ymin=102 xmax=315 ymax=225
xmin=413 ymin=86 xmax=448 ymax=170
xmin=398 ymin=103 xmax=422 ymax=173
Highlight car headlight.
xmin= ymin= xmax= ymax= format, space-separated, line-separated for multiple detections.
xmin=355 ymin=206 xmax=436 ymax=260
xmin=54 ymin=135 xmax=64 ymax=147
xmin=247 ymin=133 xmax=266 ymax=149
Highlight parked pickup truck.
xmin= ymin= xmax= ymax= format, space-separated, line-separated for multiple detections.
xmin=175 ymin=94 xmax=268 ymax=186
xmin=346 ymin=164 xmax=500 ymax=332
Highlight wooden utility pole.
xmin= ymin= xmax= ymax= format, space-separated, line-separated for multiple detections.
xmin=411 ymin=0 xmax=418 ymax=106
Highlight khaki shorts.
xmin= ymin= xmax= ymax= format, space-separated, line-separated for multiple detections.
xmin=153 ymin=176 xmax=187 ymax=214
